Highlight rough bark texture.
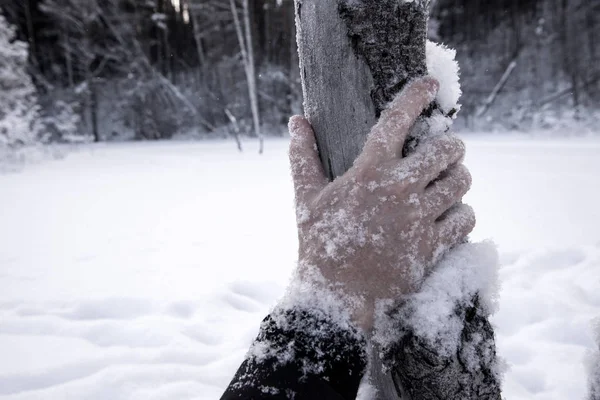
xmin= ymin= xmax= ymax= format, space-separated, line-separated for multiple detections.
xmin=295 ymin=0 xmax=377 ymax=180
xmin=296 ymin=0 xmax=429 ymax=181
xmin=386 ymin=296 xmax=501 ymax=400
xmin=295 ymin=1 xmax=502 ymax=399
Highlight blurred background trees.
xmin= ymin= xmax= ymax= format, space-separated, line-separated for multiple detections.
xmin=0 ymin=0 xmax=598 ymax=143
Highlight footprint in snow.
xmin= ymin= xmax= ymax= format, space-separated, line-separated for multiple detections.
xmin=220 ymin=292 xmax=261 ymax=313
xmin=165 ymin=301 xmax=196 ymax=319
xmin=182 ymin=324 xmax=224 ymax=346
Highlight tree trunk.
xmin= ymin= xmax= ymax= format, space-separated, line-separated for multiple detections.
xmin=295 ymin=1 xmax=502 ymax=399
xmin=89 ymin=79 xmax=100 ymax=142
xmin=230 ymin=0 xmax=263 ymax=153
xmin=24 ymin=0 xmax=38 ymax=69
xmin=242 ymin=0 xmax=263 ymax=154
xmin=295 ymin=0 xmax=429 ymax=180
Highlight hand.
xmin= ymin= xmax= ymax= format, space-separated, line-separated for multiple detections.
xmin=288 ymin=77 xmax=475 ymax=331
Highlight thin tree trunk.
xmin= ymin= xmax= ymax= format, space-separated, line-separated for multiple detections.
xmin=476 ymin=60 xmax=517 ymax=117
xmin=560 ymin=0 xmax=580 ymax=116
xmin=24 ymin=0 xmax=38 ymax=68
xmin=190 ymin=12 xmax=207 ymax=66
xmin=89 ymin=79 xmax=100 ymax=142
xmin=242 ymin=0 xmax=262 ymax=153
xmin=295 ymin=1 xmax=501 ymax=399
xmin=230 ymin=0 xmax=263 ymax=153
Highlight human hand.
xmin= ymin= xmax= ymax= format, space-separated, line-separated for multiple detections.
xmin=288 ymin=77 xmax=475 ymax=331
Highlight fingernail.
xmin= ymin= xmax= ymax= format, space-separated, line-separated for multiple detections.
xmin=422 ymin=76 xmax=439 ymax=102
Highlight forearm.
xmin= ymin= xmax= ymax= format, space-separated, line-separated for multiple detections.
xmin=221 ymin=306 xmax=368 ymax=400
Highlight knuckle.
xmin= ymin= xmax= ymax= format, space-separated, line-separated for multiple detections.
xmin=456 ymin=164 xmax=473 ymax=189
xmin=355 ymin=164 xmax=381 ymax=185
xmin=462 ymin=204 xmax=477 ymax=228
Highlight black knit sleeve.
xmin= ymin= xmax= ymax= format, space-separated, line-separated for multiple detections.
xmin=220 ymin=308 xmax=368 ymax=400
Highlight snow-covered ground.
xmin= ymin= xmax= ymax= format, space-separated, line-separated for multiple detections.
xmin=0 ymin=136 xmax=599 ymax=400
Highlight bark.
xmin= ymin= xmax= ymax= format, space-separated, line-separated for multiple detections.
xmin=242 ymin=0 xmax=263 ymax=154
xmin=295 ymin=0 xmax=429 ymax=181
xmin=386 ymin=296 xmax=501 ymax=400
xmin=295 ymin=1 xmax=502 ymax=398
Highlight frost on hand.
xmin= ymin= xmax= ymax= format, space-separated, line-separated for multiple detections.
xmin=588 ymin=318 xmax=600 ymax=400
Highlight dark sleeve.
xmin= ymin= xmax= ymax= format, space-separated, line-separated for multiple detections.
xmin=220 ymin=308 xmax=368 ymax=400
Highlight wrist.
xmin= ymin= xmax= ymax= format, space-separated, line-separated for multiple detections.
xmin=296 ymin=257 xmax=375 ymax=333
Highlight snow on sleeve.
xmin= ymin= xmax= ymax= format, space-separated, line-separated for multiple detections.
xmin=230 ymin=273 xmax=367 ymax=396
xmin=276 ymin=263 xmax=360 ymax=333
xmin=240 ymin=263 xmax=366 ymax=375
xmin=426 ymin=40 xmax=462 ymax=116
xmin=588 ymin=318 xmax=600 ymax=400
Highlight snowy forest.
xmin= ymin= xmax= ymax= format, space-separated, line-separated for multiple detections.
xmin=1 ymin=0 xmax=599 ymax=151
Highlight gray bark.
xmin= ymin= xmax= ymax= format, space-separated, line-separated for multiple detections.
xmin=385 ymin=296 xmax=501 ymax=400
xmin=295 ymin=0 xmax=429 ymax=181
xmin=295 ymin=1 xmax=502 ymax=399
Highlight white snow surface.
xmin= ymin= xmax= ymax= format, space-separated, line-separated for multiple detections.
xmin=1 ymin=136 xmax=600 ymax=399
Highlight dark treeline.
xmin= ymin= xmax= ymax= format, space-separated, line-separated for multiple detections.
xmin=1 ymin=0 xmax=599 ymax=142
xmin=433 ymin=0 xmax=600 ymax=131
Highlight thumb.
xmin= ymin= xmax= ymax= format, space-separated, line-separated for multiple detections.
xmin=289 ymin=116 xmax=328 ymax=206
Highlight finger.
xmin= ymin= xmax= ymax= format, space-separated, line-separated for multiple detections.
xmin=359 ymin=76 xmax=439 ymax=164
xmin=405 ymin=134 xmax=466 ymax=188
xmin=422 ymin=164 xmax=472 ymax=219
xmin=289 ymin=116 xmax=328 ymax=205
xmin=434 ymin=203 xmax=476 ymax=252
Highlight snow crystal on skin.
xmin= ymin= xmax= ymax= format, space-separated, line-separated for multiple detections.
xmin=382 ymin=134 xmax=464 ymax=188
xmin=374 ymin=241 xmax=500 ymax=357
xmin=426 ymin=41 xmax=462 ymax=115
xmin=308 ymin=208 xmax=368 ymax=261
xmin=295 ymin=203 xmax=311 ymax=224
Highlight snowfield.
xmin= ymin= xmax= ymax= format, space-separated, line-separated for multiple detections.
xmin=1 ymin=136 xmax=599 ymax=400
